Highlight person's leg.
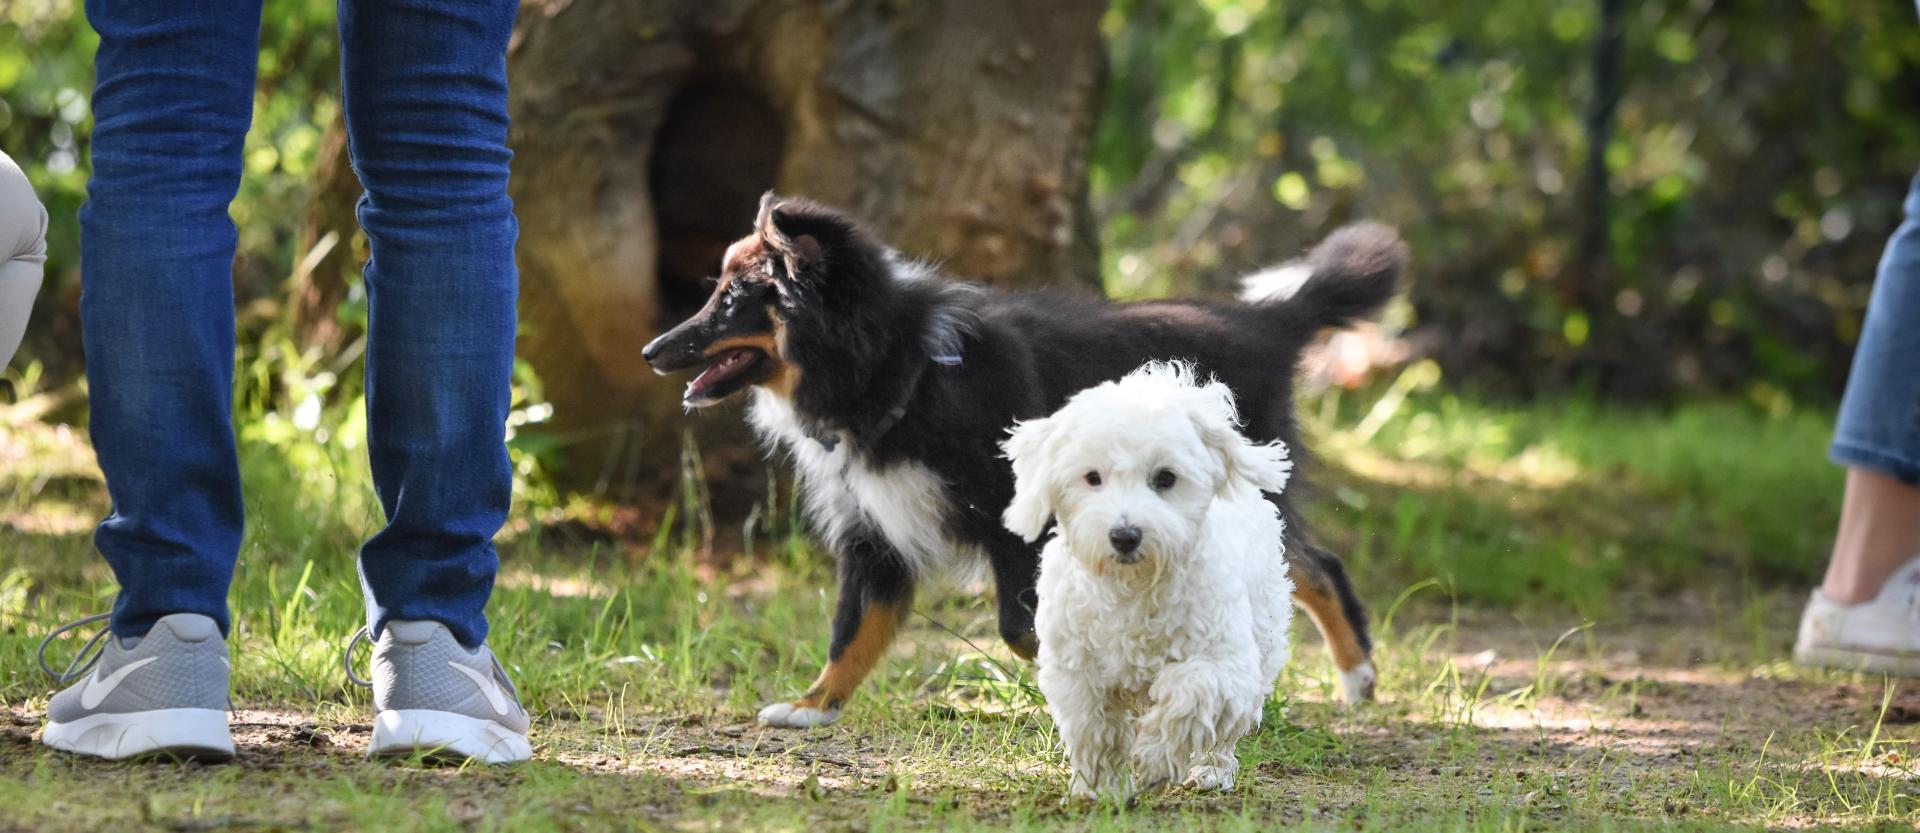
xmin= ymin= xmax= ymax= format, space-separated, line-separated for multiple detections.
xmin=1821 ymin=469 xmax=1920 ymax=604
xmin=1797 ymin=171 xmax=1920 ymax=675
xmin=80 ymin=0 xmax=263 ymax=639
xmin=1825 ymin=169 xmax=1920 ymax=601
xmin=338 ymin=0 xmax=521 ymax=651
xmin=336 ymin=0 xmax=529 ymax=763
xmin=42 ymin=0 xmax=262 ymax=761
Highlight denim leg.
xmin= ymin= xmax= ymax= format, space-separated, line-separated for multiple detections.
xmin=1832 ymin=172 xmax=1920 ymax=485
xmin=80 ymin=0 xmax=264 ymax=638
xmin=338 ymin=0 xmax=520 ymax=649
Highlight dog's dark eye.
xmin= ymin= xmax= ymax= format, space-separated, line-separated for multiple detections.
xmin=1151 ymin=469 xmax=1177 ymax=491
xmin=1083 ymin=471 xmax=1102 ymax=487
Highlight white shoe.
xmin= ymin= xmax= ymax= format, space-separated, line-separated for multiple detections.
xmin=1794 ymin=554 xmax=1920 ymax=677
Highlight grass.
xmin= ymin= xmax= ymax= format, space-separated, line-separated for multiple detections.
xmin=2 ymin=359 xmax=1915 ymax=832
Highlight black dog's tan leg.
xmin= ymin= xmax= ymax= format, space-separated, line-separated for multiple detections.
xmin=795 ymin=598 xmax=903 ymax=709
xmin=1287 ymin=540 xmax=1376 ymax=704
xmin=760 ymin=537 xmax=913 ymax=728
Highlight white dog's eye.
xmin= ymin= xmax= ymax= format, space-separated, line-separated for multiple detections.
xmin=1151 ymin=468 xmax=1177 ymax=491
xmin=1083 ymin=471 xmax=1102 ymax=487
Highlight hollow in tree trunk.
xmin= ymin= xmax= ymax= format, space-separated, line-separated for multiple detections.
xmin=295 ymin=0 xmax=1110 ymax=511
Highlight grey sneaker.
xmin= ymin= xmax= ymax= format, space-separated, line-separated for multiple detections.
xmin=39 ymin=613 xmax=234 ymax=761
xmin=346 ymin=620 xmax=531 ymax=764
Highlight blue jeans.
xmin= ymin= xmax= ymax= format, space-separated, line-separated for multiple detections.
xmin=1832 ymin=171 xmax=1920 ymax=485
xmin=80 ymin=0 xmax=520 ymax=647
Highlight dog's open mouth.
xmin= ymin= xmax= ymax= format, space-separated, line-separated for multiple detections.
xmin=685 ymin=347 xmax=769 ymax=405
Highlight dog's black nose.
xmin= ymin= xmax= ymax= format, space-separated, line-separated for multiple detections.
xmin=641 ymin=330 xmax=680 ymax=375
xmin=1109 ymin=525 xmax=1142 ymax=554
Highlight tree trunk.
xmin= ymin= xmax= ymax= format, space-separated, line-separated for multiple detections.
xmin=297 ymin=0 xmax=1110 ymax=505
xmin=1551 ymin=0 xmax=1627 ymax=389
xmin=1568 ymin=0 xmax=1623 ymax=325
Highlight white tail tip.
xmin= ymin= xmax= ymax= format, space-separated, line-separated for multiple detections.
xmin=1238 ymin=263 xmax=1314 ymax=304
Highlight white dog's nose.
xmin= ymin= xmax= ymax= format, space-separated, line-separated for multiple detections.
xmin=1108 ymin=525 xmax=1142 ymax=556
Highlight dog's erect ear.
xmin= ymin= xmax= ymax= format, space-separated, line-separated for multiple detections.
xmin=757 ymin=192 xmax=823 ymax=282
xmin=1000 ymin=415 xmax=1062 ymax=542
xmin=1191 ymin=379 xmax=1293 ymax=496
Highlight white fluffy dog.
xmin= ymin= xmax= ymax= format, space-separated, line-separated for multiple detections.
xmin=1002 ymin=362 xmax=1296 ymax=799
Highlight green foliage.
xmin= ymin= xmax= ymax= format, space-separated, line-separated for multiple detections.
xmin=1094 ymin=0 xmax=1920 ymax=399
xmin=0 ymin=0 xmax=339 ymax=378
xmin=10 ymin=0 xmax=1915 ymax=403
xmin=0 ymin=1 xmax=94 ymax=306
xmin=1308 ymin=374 xmax=1843 ymax=616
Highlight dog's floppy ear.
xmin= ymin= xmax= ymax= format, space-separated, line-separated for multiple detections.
xmin=1191 ymin=379 xmax=1293 ymax=496
xmin=757 ymin=192 xmax=823 ymax=283
xmin=1000 ymin=414 xmax=1062 ymax=542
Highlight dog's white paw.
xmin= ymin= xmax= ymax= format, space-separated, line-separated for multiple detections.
xmin=1184 ymin=765 xmax=1236 ymax=792
xmin=757 ymin=701 xmax=841 ymax=728
xmin=1337 ymin=661 xmax=1377 ymax=705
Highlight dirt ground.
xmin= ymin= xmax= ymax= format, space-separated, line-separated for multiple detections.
xmin=4 ymin=599 xmax=1916 ymax=832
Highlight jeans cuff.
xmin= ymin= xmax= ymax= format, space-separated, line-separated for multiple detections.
xmin=1831 ymin=439 xmax=1920 ymax=486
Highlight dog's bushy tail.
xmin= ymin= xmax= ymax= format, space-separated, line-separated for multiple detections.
xmin=1238 ymin=222 xmax=1407 ymax=331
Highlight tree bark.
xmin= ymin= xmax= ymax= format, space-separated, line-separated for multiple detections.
xmin=1570 ymin=0 xmax=1623 ymax=317
xmin=297 ymin=0 xmax=1110 ymax=504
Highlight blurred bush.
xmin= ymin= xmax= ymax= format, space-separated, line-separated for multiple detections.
xmin=1093 ymin=0 xmax=1920 ymax=402
xmin=6 ymin=0 xmax=1917 ymax=406
xmin=0 ymin=0 xmax=339 ymax=383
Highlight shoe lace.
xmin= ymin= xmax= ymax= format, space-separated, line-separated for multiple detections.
xmin=35 ymin=613 xmax=113 ymax=685
xmin=340 ymin=625 xmax=518 ymax=697
xmin=343 ymin=626 xmax=375 ymax=689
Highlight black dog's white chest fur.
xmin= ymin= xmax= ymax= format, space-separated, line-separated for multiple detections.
xmin=749 ymin=389 xmax=981 ymax=580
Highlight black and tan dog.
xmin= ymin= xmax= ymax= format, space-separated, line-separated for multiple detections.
xmin=643 ymin=194 xmax=1404 ymax=727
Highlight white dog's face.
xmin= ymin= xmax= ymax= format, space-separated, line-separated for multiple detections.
xmin=1001 ymin=362 xmax=1292 ymax=578
xmin=1038 ymin=406 xmax=1217 ymax=574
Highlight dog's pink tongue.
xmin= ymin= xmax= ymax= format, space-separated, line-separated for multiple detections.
xmin=687 ymin=349 xmax=748 ymax=398
xmin=688 ymin=364 xmax=724 ymax=398
xmin=687 ymin=368 xmax=715 ymax=398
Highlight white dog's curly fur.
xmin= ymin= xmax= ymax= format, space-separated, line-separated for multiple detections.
xmin=1002 ymin=362 xmax=1296 ymax=799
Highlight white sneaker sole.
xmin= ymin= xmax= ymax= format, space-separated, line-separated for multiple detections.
xmin=42 ymin=707 xmax=234 ymax=761
xmin=370 ymin=709 xmax=531 ymax=764
xmin=1795 ymin=644 xmax=1920 ymax=677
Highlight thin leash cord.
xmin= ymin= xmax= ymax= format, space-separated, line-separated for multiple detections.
xmin=911 ymin=607 xmax=1043 ymax=701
